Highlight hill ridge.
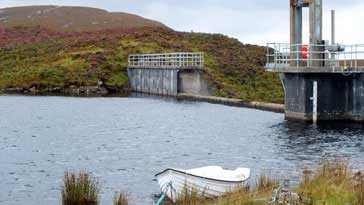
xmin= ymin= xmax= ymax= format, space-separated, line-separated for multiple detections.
xmin=0 ymin=5 xmax=169 ymax=31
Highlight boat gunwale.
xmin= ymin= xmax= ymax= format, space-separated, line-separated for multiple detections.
xmin=155 ymin=168 xmax=249 ymax=183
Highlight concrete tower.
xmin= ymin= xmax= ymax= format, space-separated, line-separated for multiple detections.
xmin=266 ymin=0 xmax=364 ymax=122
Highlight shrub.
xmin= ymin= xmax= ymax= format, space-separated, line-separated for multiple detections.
xmin=61 ymin=172 xmax=100 ymax=205
xmin=298 ymin=160 xmax=353 ymax=205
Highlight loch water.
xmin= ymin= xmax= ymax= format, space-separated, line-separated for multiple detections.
xmin=0 ymin=95 xmax=364 ymax=205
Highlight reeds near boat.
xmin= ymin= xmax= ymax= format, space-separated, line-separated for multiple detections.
xmin=168 ymin=175 xmax=278 ymax=205
xmin=173 ymin=184 xmax=209 ymax=205
xmin=58 ymin=160 xmax=364 ymax=205
xmin=353 ymin=171 xmax=364 ymax=205
xmin=256 ymin=174 xmax=279 ymax=192
xmin=61 ymin=172 xmax=100 ymax=205
xmin=113 ymin=192 xmax=128 ymax=205
xmin=298 ymin=160 xmax=364 ymax=205
xmin=164 ymin=161 xmax=364 ymax=205
xmin=214 ymin=185 xmax=261 ymax=205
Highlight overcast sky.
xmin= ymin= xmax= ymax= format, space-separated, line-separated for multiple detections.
xmin=1 ymin=0 xmax=363 ymax=45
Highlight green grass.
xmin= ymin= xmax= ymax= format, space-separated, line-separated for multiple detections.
xmin=105 ymin=72 xmax=129 ymax=88
xmin=68 ymin=46 xmax=105 ymax=55
xmin=61 ymin=172 xmax=100 ymax=205
xmin=297 ymin=160 xmax=363 ymax=205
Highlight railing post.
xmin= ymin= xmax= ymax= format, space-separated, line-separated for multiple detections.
xmin=355 ymin=45 xmax=358 ymax=70
xmin=274 ymin=43 xmax=277 ymax=69
xmin=266 ymin=44 xmax=269 ymax=68
xmin=296 ymin=44 xmax=299 ymax=68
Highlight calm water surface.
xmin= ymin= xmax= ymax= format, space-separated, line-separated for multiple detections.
xmin=0 ymin=95 xmax=364 ymax=205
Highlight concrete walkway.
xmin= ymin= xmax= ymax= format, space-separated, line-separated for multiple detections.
xmin=177 ymin=93 xmax=284 ymax=113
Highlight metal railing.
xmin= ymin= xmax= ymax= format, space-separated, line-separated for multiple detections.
xmin=128 ymin=52 xmax=204 ymax=69
xmin=266 ymin=43 xmax=364 ymax=72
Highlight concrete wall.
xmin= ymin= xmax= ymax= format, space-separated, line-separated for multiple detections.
xmin=128 ymin=68 xmax=178 ymax=95
xmin=281 ymin=73 xmax=364 ymax=121
xmin=350 ymin=74 xmax=364 ymax=121
xmin=127 ymin=68 xmax=210 ymax=96
xmin=178 ymin=70 xmax=211 ymax=96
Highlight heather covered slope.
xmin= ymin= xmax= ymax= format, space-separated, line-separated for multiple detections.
xmin=0 ymin=26 xmax=284 ymax=103
xmin=0 ymin=6 xmax=168 ymax=31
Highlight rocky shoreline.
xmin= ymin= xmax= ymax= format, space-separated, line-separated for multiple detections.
xmin=0 ymin=85 xmax=130 ymax=96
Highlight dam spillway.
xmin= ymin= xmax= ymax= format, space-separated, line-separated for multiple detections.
xmin=127 ymin=52 xmax=210 ymax=96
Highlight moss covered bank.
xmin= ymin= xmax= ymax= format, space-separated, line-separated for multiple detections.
xmin=0 ymin=26 xmax=284 ymax=103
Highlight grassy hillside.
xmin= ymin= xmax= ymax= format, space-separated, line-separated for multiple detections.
xmin=0 ymin=6 xmax=168 ymax=31
xmin=0 ymin=26 xmax=283 ymax=103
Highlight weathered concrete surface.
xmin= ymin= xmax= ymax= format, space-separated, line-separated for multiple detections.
xmin=177 ymin=94 xmax=284 ymax=113
xmin=128 ymin=68 xmax=178 ymax=95
xmin=128 ymin=68 xmax=211 ymax=96
xmin=128 ymin=67 xmax=284 ymax=113
xmin=281 ymin=73 xmax=364 ymax=121
xmin=178 ymin=70 xmax=211 ymax=96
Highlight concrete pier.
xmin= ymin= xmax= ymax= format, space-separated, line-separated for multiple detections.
xmin=266 ymin=0 xmax=364 ymax=122
xmin=281 ymin=73 xmax=364 ymax=121
xmin=127 ymin=52 xmax=210 ymax=96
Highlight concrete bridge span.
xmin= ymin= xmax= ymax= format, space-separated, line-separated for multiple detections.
xmin=127 ymin=52 xmax=210 ymax=96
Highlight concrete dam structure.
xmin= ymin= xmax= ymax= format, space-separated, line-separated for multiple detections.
xmin=266 ymin=0 xmax=364 ymax=122
xmin=128 ymin=52 xmax=210 ymax=96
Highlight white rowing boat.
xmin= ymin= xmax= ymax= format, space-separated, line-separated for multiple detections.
xmin=155 ymin=166 xmax=250 ymax=202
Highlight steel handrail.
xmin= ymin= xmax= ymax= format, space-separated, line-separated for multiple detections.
xmin=128 ymin=52 xmax=204 ymax=69
xmin=266 ymin=43 xmax=364 ymax=71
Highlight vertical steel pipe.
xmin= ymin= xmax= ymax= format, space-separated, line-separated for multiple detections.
xmin=331 ymin=10 xmax=335 ymax=45
xmin=309 ymin=0 xmax=323 ymax=66
xmin=290 ymin=0 xmax=303 ymax=67
xmin=309 ymin=0 xmax=322 ymax=44
xmin=331 ymin=10 xmax=336 ymax=63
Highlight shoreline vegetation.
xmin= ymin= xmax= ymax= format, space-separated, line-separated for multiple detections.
xmin=62 ymin=161 xmax=364 ymax=205
xmin=0 ymin=26 xmax=284 ymax=104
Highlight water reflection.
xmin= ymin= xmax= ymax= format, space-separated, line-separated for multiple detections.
xmin=272 ymin=121 xmax=364 ymax=168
